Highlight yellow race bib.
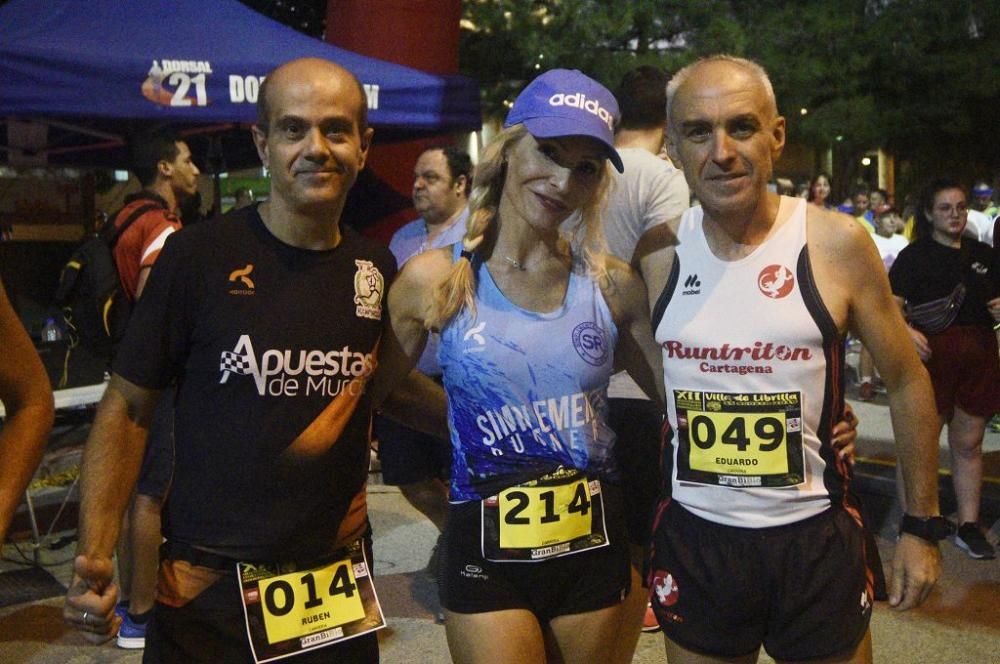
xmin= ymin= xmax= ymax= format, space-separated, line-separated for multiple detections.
xmin=481 ymin=467 xmax=609 ymax=562
xmin=238 ymin=541 xmax=384 ymax=663
xmin=674 ymin=390 xmax=805 ymax=488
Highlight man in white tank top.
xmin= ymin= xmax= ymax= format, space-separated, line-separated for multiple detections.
xmin=635 ymin=55 xmax=944 ymax=664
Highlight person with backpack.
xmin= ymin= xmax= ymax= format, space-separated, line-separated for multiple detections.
xmin=109 ymin=129 xmax=199 ymax=649
xmin=114 ymin=131 xmax=200 ymax=302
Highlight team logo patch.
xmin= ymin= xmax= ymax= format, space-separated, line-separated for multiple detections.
xmin=353 ymin=260 xmax=385 ymax=320
xmin=572 ymin=322 xmax=609 ymax=366
xmin=228 ymin=264 xmax=255 ymax=295
xmin=757 ymin=264 xmax=795 ymax=299
xmin=651 ymin=570 xmax=679 ymax=607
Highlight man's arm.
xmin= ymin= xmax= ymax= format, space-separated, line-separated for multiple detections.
xmin=380 ymin=369 xmax=449 ymax=441
xmin=601 ymin=258 xmax=665 ymax=408
xmin=0 ymin=279 xmax=55 ymax=544
xmin=634 ymin=219 xmax=680 ymax=306
xmin=814 ymin=211 xmax=941 ymax=610
xmin=63 ymin=374 xmax=161 ymax=642
xmin=627 ymin=159 xmax=689 ymax=265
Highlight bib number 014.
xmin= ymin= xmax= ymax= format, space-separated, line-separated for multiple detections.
xmin=238 ymin=541 xmax=385 ymax=663
xmin=259 ymin=564 xmax=359 ymax=624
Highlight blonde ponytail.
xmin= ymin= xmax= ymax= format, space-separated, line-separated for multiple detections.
xmin=429 ymin=125 xmax=526 ymax=328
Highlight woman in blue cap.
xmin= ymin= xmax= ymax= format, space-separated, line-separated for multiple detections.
xmin=374 ymin=68 xmax=662 ymax=662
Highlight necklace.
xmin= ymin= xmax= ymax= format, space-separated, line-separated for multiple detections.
xmin=502 ymin=255 xmax=526 ymax=271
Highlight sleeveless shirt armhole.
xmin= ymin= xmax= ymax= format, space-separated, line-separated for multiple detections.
xmin=795 ymin=246 xmax=839 ymax=343
xmin=651 ymin=257 xmax=681 ymax=333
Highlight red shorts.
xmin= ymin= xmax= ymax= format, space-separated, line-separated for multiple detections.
xmin=925 ymin=325 xmax=1000 ymax=418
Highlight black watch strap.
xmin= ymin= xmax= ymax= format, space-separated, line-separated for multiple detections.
xmin=899 ymin=514 xmax=953 ymax=542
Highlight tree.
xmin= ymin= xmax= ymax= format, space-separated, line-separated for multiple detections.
xmin=458 ymin=0 xmax=1000 ymax=202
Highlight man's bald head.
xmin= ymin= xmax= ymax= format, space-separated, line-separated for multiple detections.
xmin=256 ymin=58 xmax=368 ymax=135
xmin=666 ymin=55 xmax=777 ymax=130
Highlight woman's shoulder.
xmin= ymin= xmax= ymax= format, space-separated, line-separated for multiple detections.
xmin=399 ymin=246 xmax=456 ymax=283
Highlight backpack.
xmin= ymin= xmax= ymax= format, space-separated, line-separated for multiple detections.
xmin=55 ymin=201 xmax=161 ymax=366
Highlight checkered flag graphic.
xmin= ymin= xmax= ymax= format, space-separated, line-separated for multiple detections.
xmin=220 ymin=350 xmax=252 ymax=376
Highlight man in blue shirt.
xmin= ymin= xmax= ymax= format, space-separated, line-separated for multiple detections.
xmin=377 ymin=145 xmax=471 ymax=576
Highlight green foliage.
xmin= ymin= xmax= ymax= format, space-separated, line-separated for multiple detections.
xmin=460 ymin=0 xmax=1000 ymax=195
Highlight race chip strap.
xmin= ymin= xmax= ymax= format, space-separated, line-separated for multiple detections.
xmin=481 ymin=467 xmax=610 ymax=562
xmin=673 ymin=389 xmax=806 ymax=488
xmin=238 ymin=540 xmax=385 ymax=663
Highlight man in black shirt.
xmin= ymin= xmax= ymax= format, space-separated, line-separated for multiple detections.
xmin=63 ymin=57 xmax=435 ymax=663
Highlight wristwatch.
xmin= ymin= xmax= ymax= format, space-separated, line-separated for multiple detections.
xmin=899 ymin=514 xmax=953 ymax=542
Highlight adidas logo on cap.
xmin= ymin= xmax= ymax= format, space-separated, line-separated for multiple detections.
xmin=548 ymin=93 xmax=615 ymax=131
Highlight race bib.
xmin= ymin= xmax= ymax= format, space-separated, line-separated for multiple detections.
xmin=673 ymin=390 xmax=805 ymax=488
xmin=482 ymin=467 xmax=609 ymax=562
xmin=238 ymin=541 xmax=385 ymax=663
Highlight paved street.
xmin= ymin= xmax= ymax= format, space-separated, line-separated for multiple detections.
xmin=1 ymin=394 xmax=998 ymax=662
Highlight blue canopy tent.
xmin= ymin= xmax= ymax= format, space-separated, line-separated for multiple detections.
xmin=0 ymin=0 xmax=480 ymax=166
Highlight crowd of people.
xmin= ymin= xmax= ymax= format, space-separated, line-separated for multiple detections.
xmin=796 ymin=170 xmax=1000 ymax=562
xmin=0 ymin=51 xmax=996 ymax=664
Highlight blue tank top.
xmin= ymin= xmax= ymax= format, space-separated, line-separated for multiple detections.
xmin=439 ymin=247 xmax=619 ymax=501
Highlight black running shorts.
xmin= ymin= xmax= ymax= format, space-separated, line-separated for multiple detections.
xmin=146 ymin=534 xmax=378 ymax=663
xmin=439 ymin=483 xmax=630 ymax=622
xmin=647 ymin=499 xmax=874 ymax=661
xmin=608 ymin=398 xmax=664 ymax=546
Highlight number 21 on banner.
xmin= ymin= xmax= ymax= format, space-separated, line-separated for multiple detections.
xmin=166 ymin=72 xmax=207 ymax=107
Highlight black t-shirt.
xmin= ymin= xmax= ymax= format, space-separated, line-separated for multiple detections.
xmin=113 ymin=205 xmax=396 ymax=561
xmin=889 ymin=236 xmax=1000 ymax=329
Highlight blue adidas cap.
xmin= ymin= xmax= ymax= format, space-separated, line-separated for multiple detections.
xmin=504 ymin=69 xmax=624 ymax=173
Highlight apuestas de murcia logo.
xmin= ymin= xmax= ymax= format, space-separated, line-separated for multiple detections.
xmin=548 ymin=93 xmax=615 ymax=131
xmin=354 ymin=260 xmax=385 ymax=320
xmin=219 ymin=334 xmax=375 ymax=398
xmin=142 ymin=60 xmax=214 ymax=108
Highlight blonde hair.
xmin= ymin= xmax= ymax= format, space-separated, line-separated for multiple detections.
xmin=428 ymin=124 xmax=611 ymax=329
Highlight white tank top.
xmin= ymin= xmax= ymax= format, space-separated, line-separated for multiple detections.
xmin=652 ymin=197 xmax=850 ymax=527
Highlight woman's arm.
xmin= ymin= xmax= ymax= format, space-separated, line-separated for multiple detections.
xmin=370 ymin=249 xmax=452 ymax=438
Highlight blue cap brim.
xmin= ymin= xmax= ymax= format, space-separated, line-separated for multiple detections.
xmin=521 ymin=116 xmax=625 ymax=173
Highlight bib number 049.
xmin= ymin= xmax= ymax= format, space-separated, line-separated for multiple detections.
xmin=674 ymin=390 xmax=805 ymax=488
xmin=689 ymin=414 xmax=784 ymax=452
